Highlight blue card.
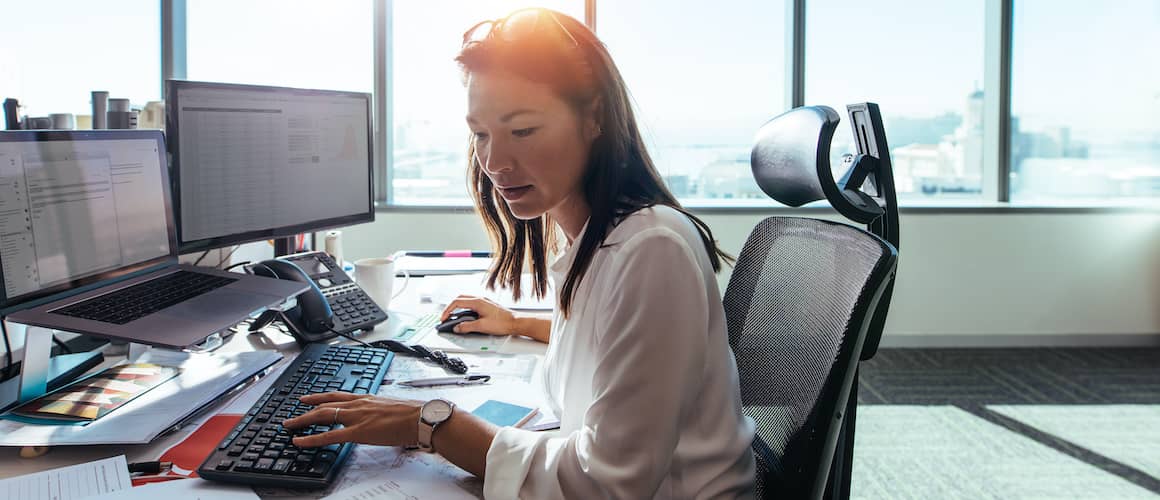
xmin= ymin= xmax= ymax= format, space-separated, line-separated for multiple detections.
xmin=471 ymin=400 xmax=538 ymax=428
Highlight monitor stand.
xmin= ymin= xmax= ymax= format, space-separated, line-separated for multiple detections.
xmin=274 ymin=236 xmax=297 ymax=257
xmin=0 ymin=322 xmax=104 ymax=410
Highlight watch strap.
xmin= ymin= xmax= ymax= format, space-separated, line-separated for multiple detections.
xmin=417 ymin=419 xmax=435 ymax=451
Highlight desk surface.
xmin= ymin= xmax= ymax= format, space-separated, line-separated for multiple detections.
xmin=0 ymin=275 xmax=549 ymax=499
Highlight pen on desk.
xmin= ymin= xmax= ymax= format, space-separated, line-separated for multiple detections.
xmin=397 ymin=374 xmax=491 ymax=387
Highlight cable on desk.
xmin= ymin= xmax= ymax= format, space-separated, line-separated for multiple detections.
xmin=224 ymin=260 xmax=251 ymax=272
xmin=331 ymin=328 xmax=373 ymax=347
xmin=330 ymin=329 xmax=468 ymax=374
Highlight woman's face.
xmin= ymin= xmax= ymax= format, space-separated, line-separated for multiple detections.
xmin=466 ymin=69 xmax=597 ymax=226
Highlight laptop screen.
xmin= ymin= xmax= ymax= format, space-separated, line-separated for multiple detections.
xmin=0 ymin=130 xmax=174 ymax=310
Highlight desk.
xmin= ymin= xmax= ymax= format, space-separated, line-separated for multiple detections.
xmin=0 ymin=275 xmax=550 ymax=499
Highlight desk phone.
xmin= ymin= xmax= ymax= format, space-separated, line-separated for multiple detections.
xmin=279 ymin=251 xmax=388 ymax=335
xmin=249 ymin=251 xmax=387 ymax=343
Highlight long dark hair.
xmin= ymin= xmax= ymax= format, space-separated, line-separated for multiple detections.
xmin=457 ymin=8 xmax=731 ymax=318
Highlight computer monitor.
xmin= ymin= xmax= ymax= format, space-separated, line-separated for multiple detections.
xmin=166 ymin=80 xmax=374 ymax=254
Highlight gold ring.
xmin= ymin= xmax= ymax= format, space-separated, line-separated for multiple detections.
xmin=333 ymin=407 xmax=341 ymax=425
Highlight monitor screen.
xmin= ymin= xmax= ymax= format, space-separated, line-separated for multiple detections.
xmin=167 ymin=80 xmax=374 ymax=253
xmin=0 ymin=130 xmax=174 ymax=309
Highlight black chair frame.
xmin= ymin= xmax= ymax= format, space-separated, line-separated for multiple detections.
xmin=746 ymin=102 xmax=900 ymax=499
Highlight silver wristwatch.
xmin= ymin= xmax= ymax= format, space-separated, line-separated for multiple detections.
xmin=418 ymin=399 xmax=455 ymax=452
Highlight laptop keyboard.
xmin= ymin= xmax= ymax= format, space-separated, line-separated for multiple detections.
xmin=55 ymin=270 xmax=237 ymax=325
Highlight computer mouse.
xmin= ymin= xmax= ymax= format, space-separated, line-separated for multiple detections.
xmin=436 ymin=310 xmax=480 ymax=333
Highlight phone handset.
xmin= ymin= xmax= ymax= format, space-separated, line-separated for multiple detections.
xmin=247 ymin=259 xmax=336 ymax=345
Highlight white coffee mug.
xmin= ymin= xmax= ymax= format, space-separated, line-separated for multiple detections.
xmin=354 ymin=256 xmax=403 ymax=309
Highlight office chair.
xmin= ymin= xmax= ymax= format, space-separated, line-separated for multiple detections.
xmin=723 ymin=103 xmax=899 ymax=499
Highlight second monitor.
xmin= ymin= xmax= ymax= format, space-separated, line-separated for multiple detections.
xmin=166 ymin=80 xmax=374 ymax=254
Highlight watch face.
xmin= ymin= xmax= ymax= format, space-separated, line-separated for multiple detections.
xmin=422 ymin=399 xmax=454 ymax=423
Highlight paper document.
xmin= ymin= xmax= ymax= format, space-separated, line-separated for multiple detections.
xmin=89 ymin=478 xmax=259 ymax=500
xmin=320 ymin=455 xmax=478 ymax=500
xmin=378 ymin=355 xmax=554 ymax=430
xmin=384 ymin=352 xmax=540 ymax=385
xmin=422 ymin=273 xmax=555 ymax=312
xmin=420 ymin=330 xmax=511 ymax=353
xmin=257 ymin=445 xmax=481 ymax=499
xmin=0 ymin=350 xmax=282 ymax=446
xmin=0 ymin=455 xmax=131 ymax=500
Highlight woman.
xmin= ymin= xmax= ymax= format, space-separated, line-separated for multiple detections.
xmin=284 ymin=8 xmax=755 ymax=498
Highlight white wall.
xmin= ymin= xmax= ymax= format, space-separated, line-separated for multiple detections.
xmin=338 ymin=210 xmax=1160 ymax=347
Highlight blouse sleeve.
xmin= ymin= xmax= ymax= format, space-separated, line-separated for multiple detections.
xmin=484 ymin=228 xmax=711 ymax=499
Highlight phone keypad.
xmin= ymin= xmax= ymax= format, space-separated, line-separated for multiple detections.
xmin=281 ymin=251 xmax=387 ymax=334
xmin=326 ymin=290 xmax=387 ymax=332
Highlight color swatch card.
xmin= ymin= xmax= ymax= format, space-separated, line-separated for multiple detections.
xmin=7 ymin=363 xmax=180 ymax=424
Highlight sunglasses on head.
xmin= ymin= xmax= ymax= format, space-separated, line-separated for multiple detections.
xmin=462 ymin=8 xmax=580 ymax=49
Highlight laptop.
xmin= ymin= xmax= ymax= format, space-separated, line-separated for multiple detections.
xmin=1 ymin=130 xmax=307 ymax=348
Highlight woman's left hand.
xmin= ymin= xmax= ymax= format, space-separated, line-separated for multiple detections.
xmin=283 ymin=392 xmax=423 ymax=448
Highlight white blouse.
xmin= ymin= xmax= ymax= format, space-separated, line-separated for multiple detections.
xmin=484 ymin=205 xmax=756 ymax=499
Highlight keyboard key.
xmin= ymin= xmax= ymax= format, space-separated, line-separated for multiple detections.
xmin=272 ymin=458 xmax=292 ymax=473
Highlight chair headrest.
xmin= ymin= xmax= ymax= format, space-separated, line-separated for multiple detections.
xmin=751 ymin=105 xmax=886 ymax=224
xmin=750 ymin=106 xmax=838 ymax=208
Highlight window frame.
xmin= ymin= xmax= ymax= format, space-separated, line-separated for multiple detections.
xmin=158 ymin=0 xmax=1155 ymax=211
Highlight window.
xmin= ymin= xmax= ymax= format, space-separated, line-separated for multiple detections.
xmin=390 ymin=1 xmax=584 ymax=205
xmin=187 ymin=0 xmax=372 ymax=92
xmin=0 ymin=2 xmax=159 ymax=124
xmin=165 ymin=1 xmax=1159 ymax=208
xmin=806 ymin=0 xmax=986 ymax=200
xmin=598 ymin=1 xmax=786 ymax=206
xmin=1009 ymin=1 xmax=1160 ymax=203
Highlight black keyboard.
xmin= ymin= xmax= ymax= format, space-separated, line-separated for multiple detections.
xmin=54 ymin=270 xmax=236 ymax=324
xmin=198 ymin=343 xmax=394 ymax=489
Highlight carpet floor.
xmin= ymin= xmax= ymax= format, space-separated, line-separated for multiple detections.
xmin=851 ymin=348 xmax=1160 ymax=499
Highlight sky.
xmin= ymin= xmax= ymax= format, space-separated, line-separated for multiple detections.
xmin=1 ymin=0 xmax=1156 ymax=148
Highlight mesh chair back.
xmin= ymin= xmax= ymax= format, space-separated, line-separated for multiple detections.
xmin=724 ymin=217 xmax=897 ymax=499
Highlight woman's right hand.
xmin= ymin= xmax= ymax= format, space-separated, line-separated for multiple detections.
xmin=440 ymin=295 xmax=516 ymax=336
